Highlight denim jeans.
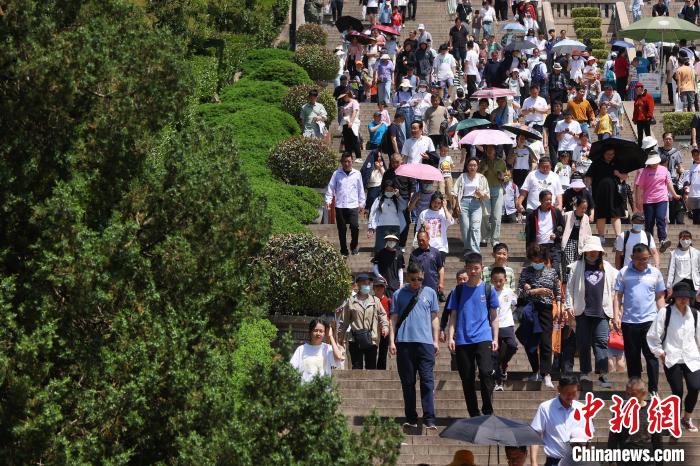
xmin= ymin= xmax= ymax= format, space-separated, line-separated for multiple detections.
xmin=575 ymin=315 xmax=609 ymax=374
xmin=643 ymin=201 xmax=668 ymax=242
xmin=378 ymin=79 xmax=392 ymax=105
xmin=459 ymin=196 xmax=482 ymax=253
xmin=483 ymin=21 xmax=493 ymax=38
xmin=396 ymin=342 xmax=436 ymax=424
xmin=482 ymin=186 xmax=504 ymax=246
xmin=579 ymin=122 xmax=589 ymax=139
xmin=472 ymin=28 xmax=481 ymax=41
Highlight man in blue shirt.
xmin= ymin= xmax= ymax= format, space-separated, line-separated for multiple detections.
xmin=367 ymin=111 xmax=388 ymax=150
xmin=447 ymin=252 xmax=500 ymax=417
xmin=613 ymin=243 xmax=666 ymax=397
xmin=409 ymin=230 xmax=445 ymax=299
xmin=389 ymin=262 xmax=440 ymax=430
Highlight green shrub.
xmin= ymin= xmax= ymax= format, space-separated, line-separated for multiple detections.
xmin=296 ymin=23 xmax=328 ymax=46
xmin=293 ymin=45 xmax=339 ymax=82
xmin=220 ymin=33 xmax=256 ymax=86
xmin=573 ymin=17 xmax=602 ymax=30
xmin=250 ymin=59 xmax=312 ymax=86
xmin=572 ymin=7 xmax=600 ymax=17
xmin=269 ymin=137 xmax=337 ymax=188
xmin=592 ymin=49 xmax=609 ymax=60
xmin=259 ymin=233 xmax=352 ymax=316
xmin=250 ymin=178 xmax=322 ymax=234
xmin=663 ymin=112 xmax=695 ymax=135
xmin=230 ymin=106 xmax=301 ymax=154
xmin=576 ymin=28 xmax=603 ymax=40
xmin=220 ymin=78 xmax=289 ymax=106
xmin=282 ymin=83 xmax=338 ymax=126
xmin=240 ymin=48 xmax=295 ymax=75
xmin=589 ymin=38 xmax=607 ymax=50
xmin=190 ymin=55 xmax=219 ymax=103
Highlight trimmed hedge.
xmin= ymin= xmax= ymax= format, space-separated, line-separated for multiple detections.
xmin=259 ymin=233 xmax=352 ymax=316
xmin=282 ymin=83 xmax=338 ymax=127
xmin=663 ymin=112 xmax=695 ymax=135
xmin=573 ymin=17 xmax=602 ymax=30
xmin=293 ymin=45 xmax=338 ymax=82
xmin=572 ymin=7 xmax=600 ymax=17
xmin=576 ymin=28 xmax=603 ymax=40
xmin=589 ymin=38 xmax=607 ymax=50
xmin=591 ymin=49 xmax=609 ymax=60
xmin=269 ymin=137 xmax=338 ymax=188
xmin=220 ymin=78 xmax=289 ymax=105
xmin=249 ymin=59 xmax=312 ymax=86
xmin=240 ymin=48 xmax=295 ymax=75
xmin=296 ymin=23 xmax=328 ymax=46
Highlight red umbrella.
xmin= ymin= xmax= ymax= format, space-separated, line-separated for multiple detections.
xmin=372 ymin=24 xmax=400 ymax=36
xmin=471 ymin=87 xmax=517 ymax=99
xmin=346 ymin=31 xmax=376 ymax=45
xmin=395 ymin=163 xmax=443 ymax=182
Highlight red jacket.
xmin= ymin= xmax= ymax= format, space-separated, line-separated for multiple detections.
xmin=633 ymin=90 xmax=655 ymax=123
xmin=614 ymin=55 xmax=629 ymax=78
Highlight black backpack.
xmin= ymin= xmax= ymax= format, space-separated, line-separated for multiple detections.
xmin=450 ymin=283 xmax=494 ymax=321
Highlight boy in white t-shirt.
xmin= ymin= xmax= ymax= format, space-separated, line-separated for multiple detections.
xmin=555 ymin=152 xmax=572 ymax=190
xmin=489 ymin=266 xmax=518 ymax=391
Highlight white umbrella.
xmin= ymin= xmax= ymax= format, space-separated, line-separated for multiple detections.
xmin=552 ymin=39 xmax=587 ymax=54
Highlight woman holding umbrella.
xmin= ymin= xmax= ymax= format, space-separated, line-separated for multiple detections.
xmin=453 ymin=157 xmax=490 ymax=253
xmin=585 ymin=146 xmax=626 ymax=241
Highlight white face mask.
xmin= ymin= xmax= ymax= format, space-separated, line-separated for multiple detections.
xmin=681 ymin=239 xmax=692 ymax=249
xmin=386 ymin=240 xmax=398 ymax=249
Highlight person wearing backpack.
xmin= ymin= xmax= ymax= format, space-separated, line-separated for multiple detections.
xmin=614 ymin=213 xmax=660 ymax=270
xmin=389 ymin=262 xmax=440 ymax=430
xmin=446 ymin=252 xmax=500 ymax=417
xmin=613 ymin=243 xmax=666 ymax=398
xmin=647 ymin=281 xmax=700 ymax=432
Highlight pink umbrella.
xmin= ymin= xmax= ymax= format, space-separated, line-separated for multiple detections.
xmin=471 ymin=87 xmax=517 ymax=99
xmin=372 ymin=24 xmax=400 ymax=36
xmin=459 ymin=129 xmax=513 ymax=146
xmin=395 ymin=163 xmax=443 ymax=182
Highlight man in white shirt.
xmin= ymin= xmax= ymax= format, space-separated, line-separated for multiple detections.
xmin=516 ymin=157 xmax=564 ymax=212
xmin=555 ymin=110 xmax=582 ymax=156
xmin=325 ymin=152 xmax=366 ymax=256
xmin=530 ymin=377 xmax=588 ymax=466
xmin=401 ymin=120 xmax=437 ymax=165
xmin=417 ymin=24 xmax=432 ymax=45
xmin=688 ymin=148 xmax=700 ymax=222
xmin=465 ymin=41 xmax=480 ymax=97
xmin=521 ymin=85 xmax=550 ymax=134
xmin=568 ymin=50 xmax=586 ymax=82
xmin=614 ymin=213 xmax=660 ymax=269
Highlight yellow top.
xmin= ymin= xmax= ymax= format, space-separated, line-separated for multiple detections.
xmin=595 ymin=114 xmax=612 ymax=135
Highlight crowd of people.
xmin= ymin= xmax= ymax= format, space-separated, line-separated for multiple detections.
xmin=292 ymin=2 xmax=700 ymax=465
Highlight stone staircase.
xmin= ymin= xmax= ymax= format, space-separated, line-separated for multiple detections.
xmin=310 ymin=220 xmax=699 ymax=465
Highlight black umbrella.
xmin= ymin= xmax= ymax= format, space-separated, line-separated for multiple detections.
xmin=501 ymin=124 xmax=543 ymax=141
xmin=440 ymin=415 xmax=543 ymax=446
xmin=588 ymin=137 xmax=646 ymax=173
xmin=504 ymin=39 xmax=536 ymax=52
xmin=336 ymin=16 xmax=364 ymax=33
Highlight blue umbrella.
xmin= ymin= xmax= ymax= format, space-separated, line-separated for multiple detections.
xmin=611 ymin=40 xmax=635 ymax=48
xmin=501 ymin=22 xmax=527 ymax=33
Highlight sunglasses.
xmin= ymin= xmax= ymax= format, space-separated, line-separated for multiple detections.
xmin=409 ymin=277 xmax=424 ymax=282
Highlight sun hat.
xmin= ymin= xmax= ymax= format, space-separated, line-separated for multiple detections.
xmin=553 ymin=62 xmax=562 ymax=70
xmin=581 ymin=236 xmax=605 ymax=254
xmin=641 ymin=136 xmax=658 ymax=150
xmin=380 ymin=53 xmax=390 ymax=60
xmin=417 ymin=23 xmax=425 ymax=30
xmin=672 ymin=281 xmax=695 ymax=299
xmin=399 ymin=78 xmax=413 ymax=89
xmin=448 ymin=450 xmax=476 ymax=466
xmin=384 ymin=234 xmax=399 ymax=241
xmin=645 ymin=151 xmax=662 ymax=165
